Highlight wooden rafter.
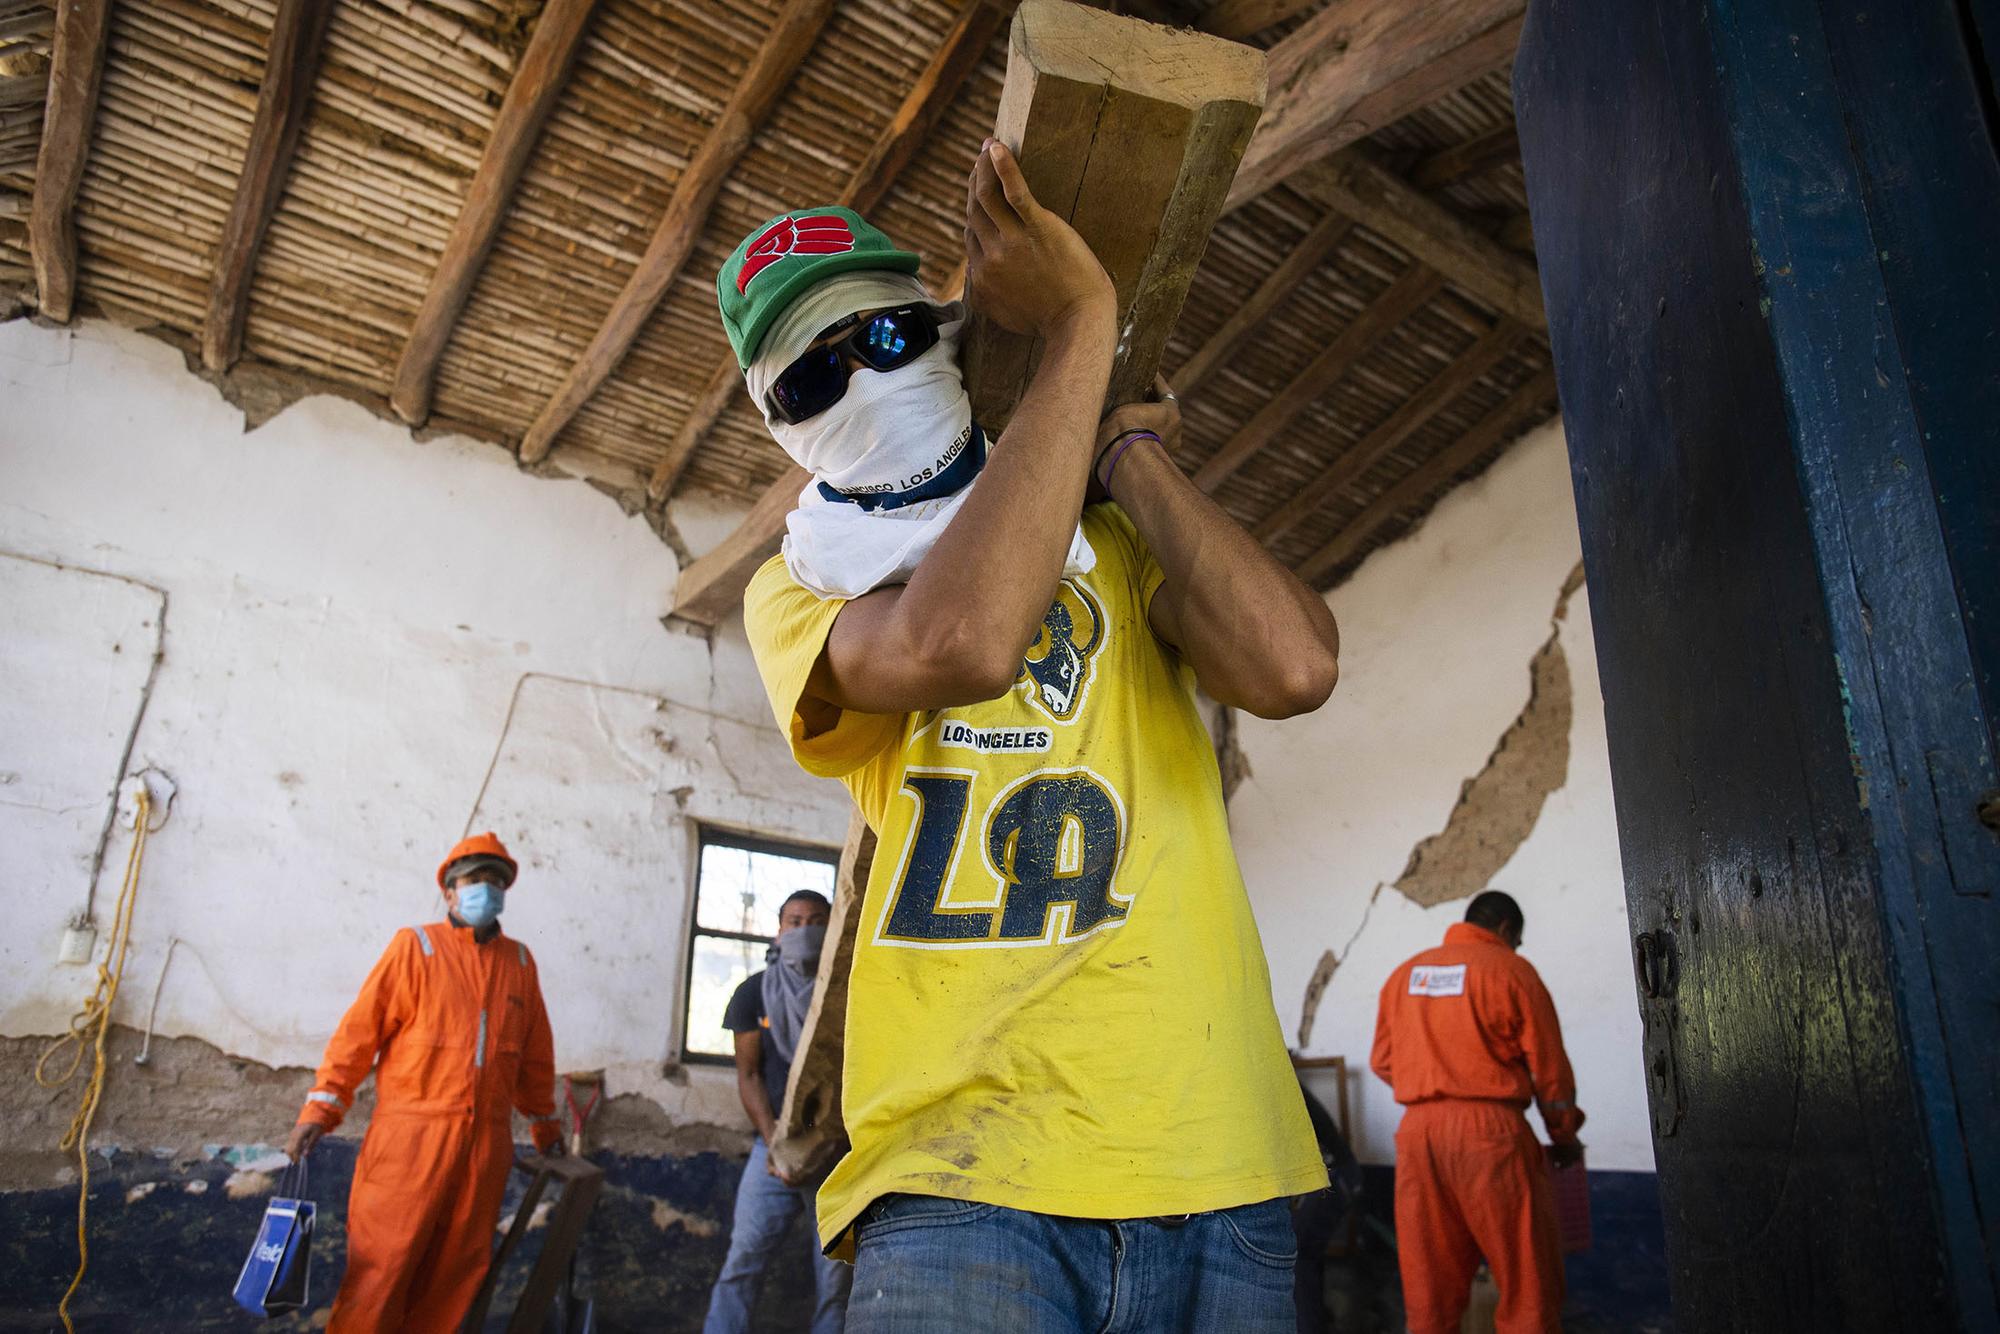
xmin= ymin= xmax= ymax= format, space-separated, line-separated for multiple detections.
xmin=645 ymin=0 xmax=1012 ymax=503
xmin=1171 ymin=212 xmax=1352 ymax=397
xmin=27 ymin=0 xmax=109 ymax=324
xmin=671 ymin=462 xmax=807 ymax=626
xmin=1295 ymin=366 xmax=1557 ymax=583
xmin=389 ymin=0 xmax=598 ymax=424
xmin=1252 ymin=320 xmax=1524 ymax=542
xmin=1224 ymin=0 xmax=1522 ymax=213
xmin=1196 ymin=0 xmax=1316 ymax=42
xmin=1410 ymin=123 xmax=1519 ymax=189
xmin=516 ymin=0 xmax=835 ymax=466
xmin=1292 ymin=150 xmax=1544 ymax=327
xmin=200 ymin=0 xmax=333 ymax=373
xmin=1189 ymin=265 xmax=1442 ymax=493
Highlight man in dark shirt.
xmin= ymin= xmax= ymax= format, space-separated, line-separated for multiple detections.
xmin=703 ymin=889 xmax=845 ymax=1334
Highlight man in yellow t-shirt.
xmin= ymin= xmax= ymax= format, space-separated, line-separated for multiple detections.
xmin=720 ymin=139 xmax=1344 ymax=1330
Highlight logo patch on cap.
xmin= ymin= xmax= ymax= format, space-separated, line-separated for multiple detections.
xmin=736 ymin=214 xmax=856 ymax=293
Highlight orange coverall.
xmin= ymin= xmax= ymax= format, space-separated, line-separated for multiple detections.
xmin=296 ymin=921 xmax=562 ymax=1333
xmin=1370 ymin=921 xmax=1584 ymax=1334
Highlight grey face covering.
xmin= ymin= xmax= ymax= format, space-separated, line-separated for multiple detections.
xmin=761 ymin=924 xmax=826 ymax=1069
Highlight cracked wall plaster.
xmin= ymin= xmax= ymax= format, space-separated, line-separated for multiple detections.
xmin=1296 ymin=949 xmax=1338 ymax=1048
xmin=1392 ymin=563 xmax=1584 ymax=908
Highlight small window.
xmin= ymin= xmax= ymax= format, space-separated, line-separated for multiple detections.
xmin=682 ymin=827 xmax=840 ymax=1063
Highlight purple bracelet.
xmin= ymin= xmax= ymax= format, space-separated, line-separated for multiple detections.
xmin=1098 ymin=430 xmax=1159 ymax=493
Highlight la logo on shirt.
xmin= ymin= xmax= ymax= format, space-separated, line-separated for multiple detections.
xmin=1409 ymin=964 xmax=1467 ymax=997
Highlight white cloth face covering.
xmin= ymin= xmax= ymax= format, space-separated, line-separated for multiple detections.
xmin=743 ymin=272 xmax=1094 ymax=601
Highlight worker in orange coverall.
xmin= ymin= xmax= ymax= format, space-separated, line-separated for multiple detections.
xmin=282 ymin=832 xmax=564 ymax=1333
xmin=1370 ymin=890 xmax=1584 ymax=1334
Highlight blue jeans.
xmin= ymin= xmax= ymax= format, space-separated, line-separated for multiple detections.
xmin=702 ymin=1138 xmax=850 ymax=1334
xmin=845 ymin=1194 xmax=1298 ymax=1333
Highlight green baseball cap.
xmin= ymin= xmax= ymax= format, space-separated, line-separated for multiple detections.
xmin=716 ymin=206 xmax=922 ymax=369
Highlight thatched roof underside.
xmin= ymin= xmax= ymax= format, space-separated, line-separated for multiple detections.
xmin=0 ymin=0 xmax=1555 ymax=589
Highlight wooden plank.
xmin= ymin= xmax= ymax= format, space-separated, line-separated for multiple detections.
xmin=1171 ymin=211 xmax=1352 ymax=396
xmin=1197 ymin=0 xmax=1316 ymax=42
xmin=199 ymin=0 xmax=332 ymax=373
xmin=27 ymin=0 xmax=109 ymax=324
xmin=1295 ymin=365 xmax=1552 ymax=583
xmin=1224 ymin=0 xmax=1521 ymax=212
xmin=767 ymin=808 xmax=876 ymax=1183
xmin=1410 ymin=123 xmax=1520 ymax=189
xmin=501 ymin=1153 xmax=603 ymax=1334
xmin=1252 ymin=320 xmax=1522 ymax=542
xmin=460 ymin=1160 xmax=550 ymax=1332
xmin=516 ymin=0 xmax=834 ymax=465
xmin=389 ymin=0 xmax=597 ymax=424
xmin=670 ymin=464 xmax=807 ymax=627
xmin=1292 ymin=149 xmax=1545 ymax=327
xmin=644 ymin=0 xmax=1008 ymax=502
xmin=1189 ymin=265 xmax=1442 ymax=493
xmin=964 ymin=0 xmax=1265 ymax=430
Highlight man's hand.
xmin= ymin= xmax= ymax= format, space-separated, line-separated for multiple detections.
xmin=284 ymin=1122 xmax=323 ymax=1162
xmin=1091 ymin=376 xmax=1181 ymax=501
xmin=766 ymin=1153 xmax=801 ymax=1187
xmin=1550 ymin=1139 xmax=1585 ymax=1170
xmin=965 ymin=139 xmax=1114 ymax=339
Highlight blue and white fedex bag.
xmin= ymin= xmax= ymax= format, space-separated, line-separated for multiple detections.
xmin=232 ymin=1156 xmax=315 ymax=1317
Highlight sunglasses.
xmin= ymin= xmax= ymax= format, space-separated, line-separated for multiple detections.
xmin=766 ymin=304 xmax=941 ymax=425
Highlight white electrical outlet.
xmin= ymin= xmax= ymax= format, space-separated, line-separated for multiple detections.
xmin=59 ymin=924 xmax=97 ymax=965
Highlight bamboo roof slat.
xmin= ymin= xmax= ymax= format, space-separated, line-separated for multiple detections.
xmin=29 ymin=0 xmax=1554 ymax=588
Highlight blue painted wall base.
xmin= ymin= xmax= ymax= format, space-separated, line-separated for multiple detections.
xmin=2 ymin=1150 xmax=1676 ymax=1332
xmin=0 ymin=1141 xmax=815 ymax=1332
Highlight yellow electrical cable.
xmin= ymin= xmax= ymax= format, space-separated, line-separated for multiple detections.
xmin=35 ymin=785 xmax=150 ymax=1334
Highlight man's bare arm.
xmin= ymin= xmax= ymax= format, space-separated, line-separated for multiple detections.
xmin=1103 ymin=390 xmax=1341 ymax=718
xmin=732 ymin=1030 xmax=777 ymax=1144
xmin=804 ymin=141 xmax=1117 ymax=719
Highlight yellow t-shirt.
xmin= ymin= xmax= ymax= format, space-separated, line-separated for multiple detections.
xmin=743 ymin=504 xmax=1327 ymax=1252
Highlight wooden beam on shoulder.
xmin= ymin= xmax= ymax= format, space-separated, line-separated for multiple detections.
xmin=645 ymin=0 xmax=1009 ymax=503
xmin=1224 ymin=0 xmax=1521 ymax=213
xmin=1292 ymin=149 xmax=1544 ymax=327
xmin=1171 ymin=211 xmax=1351 ymax=397
xmin=1189 ymin=264 xmax=1441 ymax=493
xmin=1252 ymin=319 xmax=1523 ymax=542
xmin=200 ymin=0 xmax=333 ymax=373
xmin=389 ymin=0 xmax=597 ymax=423
xmin=28 ymin=0 xmax=110 ymax=324
xmin=1295 ymin=365 xmax=1556 ymax=583
xmin=670 ymin=463 xmax=807 ymax=627
xmin=964 ymin=0 xmax=1265 ymax=429
xmin=517 ymin=0 xmax=834 ymax=466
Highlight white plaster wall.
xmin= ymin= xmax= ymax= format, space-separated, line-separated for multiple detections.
xmin=1233 ymin=421 xmax=1656 ymax=1173
xmin=0 ymin=319 xmax=852 ymax=1131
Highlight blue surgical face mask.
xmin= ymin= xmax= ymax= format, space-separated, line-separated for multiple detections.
xmin=455 ymin=882 xmax=504 ymax=929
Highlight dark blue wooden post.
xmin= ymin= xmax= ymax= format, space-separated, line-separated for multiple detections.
xmin=1513 ymin=1 xmax=1999 ymax=1329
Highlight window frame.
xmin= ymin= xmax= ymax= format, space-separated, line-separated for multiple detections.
xmin=679 ymin=824 xmax=841 ymax=1067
